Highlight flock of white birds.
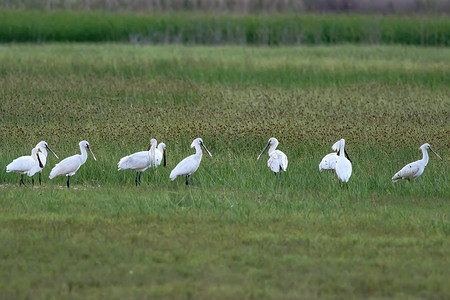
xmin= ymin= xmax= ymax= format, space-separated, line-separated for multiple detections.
xmin=5 ymin=137 xmax=442 ymax=188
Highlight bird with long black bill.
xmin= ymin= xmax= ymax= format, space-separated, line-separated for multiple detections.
xmin=170 ymin=138 xmax=212 ymax=185
xmin=49 ymin=140 xmax=96 ymax=188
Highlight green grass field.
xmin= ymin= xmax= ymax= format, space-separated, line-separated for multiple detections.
xmin=1 ymin=44 xmax=449 ymax=299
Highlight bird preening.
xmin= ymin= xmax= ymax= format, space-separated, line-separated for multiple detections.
xmin=319 ymin=139 xmax=351 ymax=172
xmin=27 ymin=141 xmax=59 ymax=185
xmin=6 ymin=147 xmax=45 ymax=185
xmin=118 ymin=138 xmax=167 ymax=186
xmin=319 ymin=139 xmax=352 ymax=184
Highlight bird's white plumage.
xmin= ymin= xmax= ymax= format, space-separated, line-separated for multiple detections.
xmin=118 ymin=139 xmax=158 ymax=172
xmin=155 ymin=143 xmax=166 ymax=168
xmin=170 ymin=138 xmax=211 ymax=182
xmin=6 ymin=147 xmax=41 ymax=175
xmin=267 ymin=150 xmax=288 ymax=173
xmin=49 ymin=140 xmax=96 ymax=179
xmin=257 ymin=137 xmax=288 ymax=174
xmin=335 ymin=139 xmax=352 ymax=183
xmin=392 ymin=143 xmax=441 ymax=182
xmin=331 ymin=140 xmax=340 ymax=152
xmin=319 ymin=153 xmax=338 ymax=172
xmin=27 ymin=141 xmax=58 ymax=177
xmin=319 ymin=140 xmax=350 ymax=172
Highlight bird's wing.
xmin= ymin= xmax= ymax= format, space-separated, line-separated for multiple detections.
xmin=50 ymin=156 xmax=81 ymax=178
xmin=6 ymin=156 xmax=35 ymax=173
xmin=277 ymin=150 xmax=288 ymax=171
xmin=319 ymin=153 xmax=338 ymax=171
xmin=170 ymin=155 xmax=198 ymax=180
xmin=396 ymin=161 xmax=421 ymax=180
xmin=118 ymin=151 xmax=149 ymax=170
xmin=267 ymin=156 xmax=280 ymax=173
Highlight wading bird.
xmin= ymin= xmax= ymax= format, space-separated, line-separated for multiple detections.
xmin=118 ymin=139 xmax=166 ymax=186
xmin=49 ymin=140 xmax=96 ymax=188
xmin=335 ymin=139 xmax=352 ymax=183
xmin=170 ymin=138 xmax=212 ymax=185
xmin=392 ymin=143 xmax=442 ymax=182
xmin=319 ymin=140 xmax=351 ymax=172
xmin=6 ymin=147 xmax=44 ymax=185
xmin=27 ymin=141 xmax=59 ymax=185
xmin=257 ymin=137 xmax=288 ymax=175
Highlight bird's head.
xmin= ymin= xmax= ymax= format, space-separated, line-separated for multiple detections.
xmin=80 ymin=140 xmax=97 ymax=161
xmin=191 ymin=138 xmax=212 ymax=157
xmin=258 ymin=137 xmax=278 ymax=160
xmin=158 ymin=142 xmax=166 ymax=151
xmin=268 ymin=137 xmax=278 ymax=146
xmin=191 ymin=138 xmax=203 ymax=148
xmin=421 ymin=143 xmax=442 ymax=160
xmin=37 ymin=140 xmax=59 ymax=159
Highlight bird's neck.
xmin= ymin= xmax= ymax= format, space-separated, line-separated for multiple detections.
xmin=148 ymin=145 xmax=156 ymax=166
xmin=79 ymin=146 xmax=88 ymax=164
xmin=32 ymin=150 xmax=38 ymax=162
xmin=40 ymin=148 xmax=48 ymax=157
xmin=338 ymin=142 xmax=345 ymax=157
xmin=194 ymin=144 xmax=203 ymax=157
xmin=421 ymin=148 xmax=429 ymax=166
xmin=268 ymin=143 xmax=278 ymax=155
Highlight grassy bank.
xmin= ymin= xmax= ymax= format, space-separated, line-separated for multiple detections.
xmin=0 ymin=11 xmax=449 ymax=45
xmin=1 ymin=188 xmax=449 ymax=299
xmin=0 ymin=44 xmax=449 ymax=299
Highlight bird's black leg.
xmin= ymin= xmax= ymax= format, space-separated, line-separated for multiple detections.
xmin=20 ymin=174 xmax=25 ymax=186
xmin=274 ymin=172 xmax=277 ymax=176
xmin=67 ymin=176 xmax=70 ymax=188
xmin=138 ymin=172 xmax=141 ymax=186
xmin=39 ymin=172 xmax=42 ymax=185
xmin=135 ymin=172 xmax=138 ymax=186
xmin=32 ymin=176 xmax=34 ymax=185
xmin=185 ymin=175 xmax=189 ymax=186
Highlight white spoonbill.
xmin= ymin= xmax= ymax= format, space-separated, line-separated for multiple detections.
xmin=27 ymin=141 xmax=59 ymax=185
xmin=335 ymin=139 xmax=352 ymax=183
xmin=257 ymin=137 xmax=288 ymax=175
xmin=6 ymin=147 xmax=44 ymax=185
xmin=118 ymin=139 xmax=165 ymax=186
xmin=319 ymin=140 xmax=351 ymax=172
xmin=49 ymin=140 xmax=96 ymax=188
xmin=392 ymin=143 xmax=442 ymax=182
xmin=170 ymin=138 xmax=212 ymax=185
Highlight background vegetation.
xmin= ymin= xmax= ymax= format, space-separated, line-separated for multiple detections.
xmin=0 ymin=10 xmax=449 ymax=45
xmin=2 ymin=0 xmax=450 ymax=14
xmin=0 ymin=44 xmax=449 ymax=298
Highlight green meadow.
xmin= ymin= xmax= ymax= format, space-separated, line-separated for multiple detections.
xmin=0 ymin=44 xmax=449 ymax=299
